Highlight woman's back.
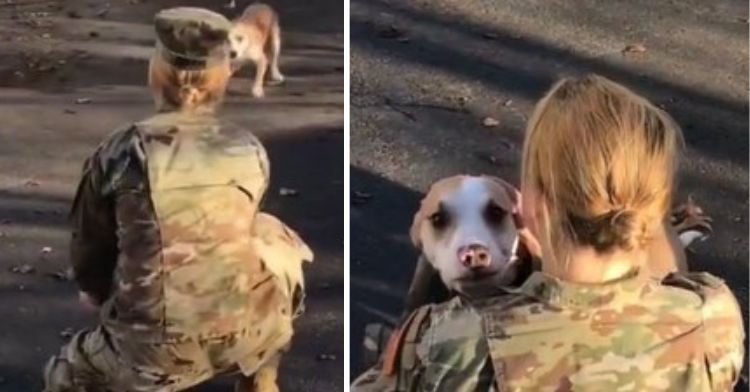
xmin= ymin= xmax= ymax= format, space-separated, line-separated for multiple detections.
xmin=480 ymin=270 xmax=743 ymax=391
xmin=385 ymin=270 xmax=744 ymax=392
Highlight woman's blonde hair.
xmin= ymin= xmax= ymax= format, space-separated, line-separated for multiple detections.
xmin=521 ymin=74 xmax=683 ymax=265
xmin=148 ymin=53 xmax=232 ymax=111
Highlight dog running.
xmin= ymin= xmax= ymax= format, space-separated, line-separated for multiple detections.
xmin=228 ymin=3 xmax=284 ymax=98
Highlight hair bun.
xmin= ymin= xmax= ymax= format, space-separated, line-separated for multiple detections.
xmin=568 ymin=209 xmax=639 ymax=252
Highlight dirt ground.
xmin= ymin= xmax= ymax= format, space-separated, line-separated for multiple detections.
xmin=350 ymin=0 xmax=749 ymax=388
xmin=0 ymin=0 xmax=343 ymax=390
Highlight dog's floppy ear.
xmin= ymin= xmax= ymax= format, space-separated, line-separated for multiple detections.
xmin=481 ymin=175 xmax=520 ymax=211
xmin=410 ymin=180 xmax=445 ymax=251
xmin=410 ymin=200 xmax=426 ymax=251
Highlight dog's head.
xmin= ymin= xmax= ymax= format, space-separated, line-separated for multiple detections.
xmin=227 ymin=26 xmax=250 ymax=60
xmin=410 ymin=175 xmax=521 ymax=295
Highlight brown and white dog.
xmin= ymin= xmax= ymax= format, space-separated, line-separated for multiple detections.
xmin=403 ymin=175 xmax=712 ymax=313
xmin=407 ymin=175 xmax=526 ymax=303
xmin=228 ymin=3 xmax=284 ymax=98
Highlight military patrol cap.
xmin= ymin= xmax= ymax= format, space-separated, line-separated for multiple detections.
xmin=154 ymin=7 xmax=232 ymax=69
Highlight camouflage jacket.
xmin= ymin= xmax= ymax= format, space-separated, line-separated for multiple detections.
xmin=70 ymin=111 xmax=312 ymax=342
xmin=352 ymin=270 xmax=745 ymax=392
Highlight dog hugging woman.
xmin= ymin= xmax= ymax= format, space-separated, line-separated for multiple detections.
xmin=352 ymin=75 xmax=745 ymax=391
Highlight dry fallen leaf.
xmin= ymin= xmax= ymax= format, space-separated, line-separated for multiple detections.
xmin=279 ymin=187 xmax=299 ymax=197
xmin=482 ymin=117 xmax=500 ymax=127
xmin=10 ymin=264 xmax=35 ymax=274
xmin=622 ymin=43 xmax=647 ymax=55
xmin=317 ymin=353 xmax=336 ymax=361
xmin=475 ymin=151 xmax=501 ymax=166
xmin=59 ymin=328 xmax=74 ymax=339
xmin=47 ymin=270 xmax=71 ymax=281
xmin=352 ymin=190 xmax=373 ymax=206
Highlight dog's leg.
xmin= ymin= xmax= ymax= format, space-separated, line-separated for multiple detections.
xmin=268 ymin=22 xmax=284 ymax=85
xmin=254 ymin=358 xmax=280 ymax=392
xmin=234 ymin=355 xmax=281 ymax=392
xmin=251 ymin=53 xmax=268 ymax=98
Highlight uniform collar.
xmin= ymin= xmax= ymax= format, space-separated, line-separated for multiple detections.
xmin=518 ymin=268 xmax=652 ymax=308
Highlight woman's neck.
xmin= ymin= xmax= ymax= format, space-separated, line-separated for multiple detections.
xmin=542 ymin=247 xmax=645 ymax=284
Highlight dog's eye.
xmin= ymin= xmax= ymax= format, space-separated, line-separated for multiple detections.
xmin=429 ymin=210 xmax=450 ymax=230
xmin=235 ymin=35 xmax=243 ymax=42
xmin=485 ymin=202 xmax=507 ymax=225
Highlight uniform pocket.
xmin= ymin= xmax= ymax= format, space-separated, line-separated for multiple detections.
xmin=120 ymin=338 xmax=213 ymax=391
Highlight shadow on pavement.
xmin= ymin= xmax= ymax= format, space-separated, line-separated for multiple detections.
xmin=351 ymin=0 xmax=748 ymax=167
xmin=350 ymin=165 xmax=423 ymax=375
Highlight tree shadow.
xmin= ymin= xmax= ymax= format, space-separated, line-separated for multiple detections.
xmin=351 ymin=0 xmax=748 ymax=167
xmin=350 ymin=165 xmax=423 ymax=374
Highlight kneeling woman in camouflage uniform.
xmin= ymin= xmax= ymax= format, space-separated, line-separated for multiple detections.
xmin=44 ymin=7 xmax=311 ymax=392
xmin=353 ymin=75 xmax=745 ymax=391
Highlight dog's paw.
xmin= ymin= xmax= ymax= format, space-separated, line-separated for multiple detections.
xmin=251 ymin=86 xmax=265 ymax=98
xmin=268 ymin=73 xmax=285 ymax=86
xmin=671 ymin=196 xmax=712 ymax=248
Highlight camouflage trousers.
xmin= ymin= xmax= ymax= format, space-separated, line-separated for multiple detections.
xmin=43 ymin=324 xmax=292 ymax=392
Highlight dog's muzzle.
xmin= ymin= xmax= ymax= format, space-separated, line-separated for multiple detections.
xmin=458 ymin=243 xmax=492 ymax=269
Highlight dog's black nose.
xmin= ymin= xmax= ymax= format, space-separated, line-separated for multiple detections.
xmin=229 ymin=50 xmax=237 ymax=59
xmin=458 ymin=243 xmax=491 ymax=268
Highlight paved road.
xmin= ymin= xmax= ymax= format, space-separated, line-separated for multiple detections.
xmin=350 ymin=0 xmax=749 ymax=387
xmin=0 ymin=0 xmax=343 ymax=390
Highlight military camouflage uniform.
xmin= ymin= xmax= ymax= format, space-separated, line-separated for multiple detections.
xmin=352 ymin=269 xmax=745 ymax=392
xmin=44 ymin=8 xmax=312 ymax=392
